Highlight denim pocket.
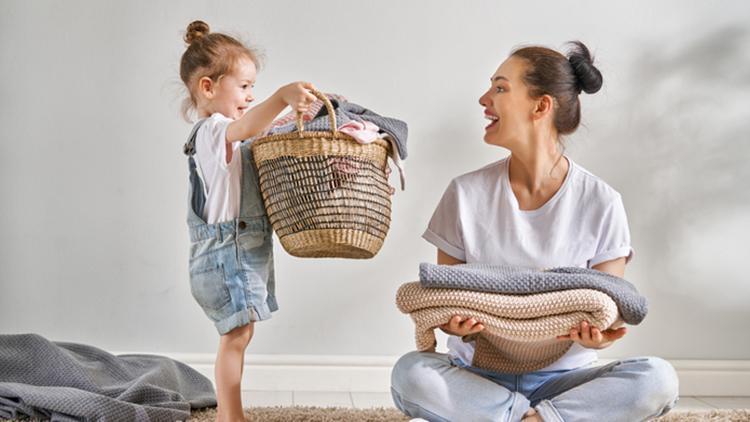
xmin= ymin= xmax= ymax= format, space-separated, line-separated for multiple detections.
xmin=189 ymin=264 xmax=231 ymax=320
xmin=237 ymin=228 xmax=266 ymax=251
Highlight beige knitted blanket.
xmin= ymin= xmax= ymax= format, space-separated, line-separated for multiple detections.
xmin=396 ymin=282 xmax=622 ymax=373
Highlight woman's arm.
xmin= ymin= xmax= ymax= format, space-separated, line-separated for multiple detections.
xmin=437 ymin=249 xmax=465 ymax=265
xmin=558 ymin=256 xmax=629 ymax=349
xmin=592 ymin=256 xmax=626 ymax=278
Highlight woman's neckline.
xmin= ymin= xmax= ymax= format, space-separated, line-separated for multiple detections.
xmin=502 ymin=155 xmax=574 ymax=215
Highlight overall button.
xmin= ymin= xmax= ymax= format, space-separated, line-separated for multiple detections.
xmin=238 ymin=221 xmax=247 ymax=230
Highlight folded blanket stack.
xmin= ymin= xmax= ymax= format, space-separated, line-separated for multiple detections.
xmin=396 ymin=264 xmax=648 ymax=373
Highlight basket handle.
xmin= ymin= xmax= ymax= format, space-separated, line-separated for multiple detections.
xmin=295 ymin=89 xmax=338 ymax=136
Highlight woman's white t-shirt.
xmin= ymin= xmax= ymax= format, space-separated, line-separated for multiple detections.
xmin=422 ymin=155 xmax=634 ymax=371
xmin=194 ymin=113 xmax=243 ymax=224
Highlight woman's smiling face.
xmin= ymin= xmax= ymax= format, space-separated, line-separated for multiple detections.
xmin=479 ymin=56 xmax=537 ymax=149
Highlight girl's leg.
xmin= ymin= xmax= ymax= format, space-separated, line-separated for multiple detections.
xmin=390 ymin=351 xmax=531 ymax=422
xmin=528 ymin=356 xmax=679 ymax=422
xmin=215 ymin=323 xmax=254 ymax=422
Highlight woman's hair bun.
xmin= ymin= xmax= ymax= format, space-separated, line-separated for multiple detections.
xmin=567 ymin=41 xmax=603 ymax=94
xmin=184 ymin=20 xmax=210 ymax=45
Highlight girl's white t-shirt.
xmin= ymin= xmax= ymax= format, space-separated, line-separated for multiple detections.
xmin=422 ymin=155 xmax=634 ymax=372
xmin=194 ymin=113 xmax=243 ymax=224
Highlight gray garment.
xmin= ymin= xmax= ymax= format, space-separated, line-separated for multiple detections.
xmin=419 ymin=263 xmax=648 ymax=324
xmin=0 ymin=334 xmax=216 ymax=421
xmin=269 ymin=99 xmax=409 ymax=160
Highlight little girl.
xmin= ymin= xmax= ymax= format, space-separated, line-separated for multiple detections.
xmin=178 ymin=20 xmax=315 ymax=422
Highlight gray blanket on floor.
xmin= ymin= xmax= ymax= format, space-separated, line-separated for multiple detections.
xmin=419 ymin=263 xmax=648 ymax=324
xmin=0 ymin=334 xmax=216 ymax=421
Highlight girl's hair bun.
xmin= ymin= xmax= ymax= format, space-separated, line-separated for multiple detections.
xmin=184 ymin=20 xmax=210 ymax=45
xmin=567 ymin=41 xmax=603 ymax=94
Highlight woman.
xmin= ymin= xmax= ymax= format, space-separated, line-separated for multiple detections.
xmin=390 ymin=42 xmax=679 ymax=422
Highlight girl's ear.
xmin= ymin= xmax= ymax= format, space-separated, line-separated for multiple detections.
xmin=532 ymin=94 xmax=555 ymax=121
xmin=198 ymin=76 xmax=215 ymax=100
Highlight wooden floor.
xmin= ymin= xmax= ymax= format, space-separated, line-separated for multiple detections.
xmin=240 ymin=391 xmax=750 ymax=411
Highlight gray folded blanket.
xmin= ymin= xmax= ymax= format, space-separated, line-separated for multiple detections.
xmin=0 ymin=334 xmax=216 ymax=421
xmin=419 ymin=263 xmax=648 ymax=324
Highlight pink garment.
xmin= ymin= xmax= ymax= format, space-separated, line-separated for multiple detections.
xmin=337 ymin=120 xmax=381 ymax=144
xmin=336 ymin=120 xmax=408 ymax=191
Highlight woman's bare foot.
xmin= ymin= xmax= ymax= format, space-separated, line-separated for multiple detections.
xmin=522 ymin=408 xmax=542 ymax=421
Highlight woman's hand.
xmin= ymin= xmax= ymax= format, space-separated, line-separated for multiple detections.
xmin=277 ymin=81 xmax=317 ymax=113
xmin=557 ymin=320 xmax=627 ymax=349
xmin=439 ymin=316 xmax=484 ymax=337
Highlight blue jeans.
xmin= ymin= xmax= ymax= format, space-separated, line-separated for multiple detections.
xmin=390 ymin=351 xmax=678 ymax=422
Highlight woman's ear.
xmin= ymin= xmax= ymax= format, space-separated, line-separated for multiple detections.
xmin=532 ymin=94 xmax=555 ymax=120
xmin=197 ymin=76 xmax=215 ymax=100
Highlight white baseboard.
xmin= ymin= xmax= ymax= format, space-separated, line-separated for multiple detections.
xmin=164 ymin=354 xmax=394 ymax=393
xmin=158 ymin=353 xmax=750 ymax=397
xmin=665 ymin=359 xmax=750 ymax=397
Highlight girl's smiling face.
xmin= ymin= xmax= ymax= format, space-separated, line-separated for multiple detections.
xmin=202 ymin=56 xmax=257 ymax=120
xmin=478 ymin=56 xmax=537 ymax=149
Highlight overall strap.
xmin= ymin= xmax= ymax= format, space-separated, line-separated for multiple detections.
xmin=183 ymin=118 xmax=208 ymax=156
xmin=185 ymin=119 xmax=208 ymax=223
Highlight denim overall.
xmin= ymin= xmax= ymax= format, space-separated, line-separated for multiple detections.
xmin=183 ymin=119 xmax=277 ymax=335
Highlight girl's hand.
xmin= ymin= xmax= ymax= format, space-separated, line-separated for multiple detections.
xmin=557 ymin=320 xmax=627 ymax=350
xmin=277 ymin=81 xmax=317 ymax=113
xmin=439 ymin=316 xmax=484 ymax=337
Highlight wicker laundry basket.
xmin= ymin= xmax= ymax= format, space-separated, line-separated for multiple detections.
xmin=251 ymin=90 xmax=392 ymax=258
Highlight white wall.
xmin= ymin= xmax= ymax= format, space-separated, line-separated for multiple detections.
xmin=1 ymin=0 xmax=749 ymax=362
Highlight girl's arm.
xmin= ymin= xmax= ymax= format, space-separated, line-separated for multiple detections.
xmin=226 ymin=81 xmax=316 ymax=143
